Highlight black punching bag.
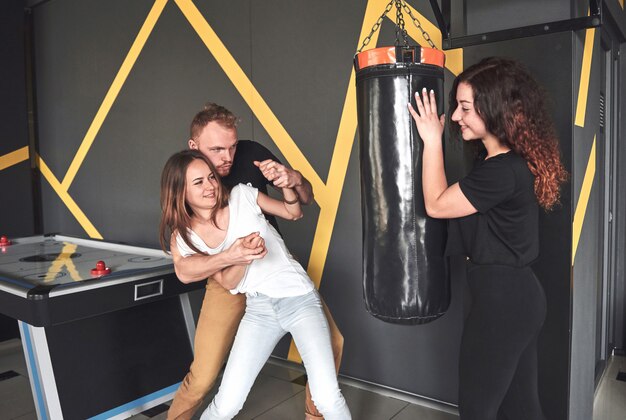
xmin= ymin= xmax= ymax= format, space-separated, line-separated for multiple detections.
xmin=355 ymin=46 xmax=449 ymax=324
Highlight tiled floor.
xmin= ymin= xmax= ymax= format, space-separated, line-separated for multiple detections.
xmin=1 ymin=337 xmax=624 ymax=420
xmin=593 ymin=354 xmax=626 ymax=420
xmin=0 ymin=337 xmax=456 ymax=420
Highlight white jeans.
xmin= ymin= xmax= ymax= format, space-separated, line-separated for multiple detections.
xmin=199 ymin=290 xmax=351 ymax=420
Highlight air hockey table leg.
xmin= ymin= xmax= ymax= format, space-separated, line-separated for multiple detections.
xmin=19 ymin=321 xmax=63 ymax=420
xmin=90 ymin=385 xmax=180 ymax=420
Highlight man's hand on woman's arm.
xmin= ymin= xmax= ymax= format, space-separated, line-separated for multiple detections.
xmin=171 ymin=232 xmax=267 ymax=283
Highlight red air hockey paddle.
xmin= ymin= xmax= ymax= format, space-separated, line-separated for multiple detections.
xmin=91 ymin=260 xmax=112 ymax=276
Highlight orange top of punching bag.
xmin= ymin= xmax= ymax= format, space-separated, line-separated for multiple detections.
xmin=355 ymin=46 xmax=445 ymax=71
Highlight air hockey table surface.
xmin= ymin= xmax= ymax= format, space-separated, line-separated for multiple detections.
xmin=0 ymin=234 xmax=202 ymax=327
xmin=0 ymin=234 xmax=204 ymax=420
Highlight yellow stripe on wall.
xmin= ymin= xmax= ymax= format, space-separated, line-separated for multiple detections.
xmin=32 ymin=0 xmax=168 ymax=241
xmin=572 ymin=13 xmax=597 ymax=266
xmin=0 ymin=146 xmax=29 ymax=171
xmin=287 ymin=0 xmax=389 ymax=363
xmin=304 ymin=69 xmax=359 ymax=288
xmin=572 ymin=137 xmax=596 ymax=265
xmin=176 ymin=0 xmax=388 ymax=363
xmin=175 ymin=0 xmax=325 ymax=198
xmin=25 ymin=0 xmax=463 ymax=367
xmin=37 ymin=155 xmax=103 ymax=239
xmin=575 ymin=26 xmax=595 ymax=127
xmin=61 ymin=0 xmax=168 ymax=189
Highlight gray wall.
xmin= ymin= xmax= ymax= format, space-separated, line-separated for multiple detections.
xmin=466 ymin=0 xmax=572 ymax=35
xmin=3 ymin=0 xmax=625 ymax=416
xmin=569 ymin=6 xmax=626 ymax=418
xmin=569 ymin=26 xmax=602 ymax=420
xmin=25 ymin=0 xmax=466 ymax=404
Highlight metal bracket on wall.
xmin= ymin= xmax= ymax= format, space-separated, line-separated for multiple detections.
xmin=428 ymin=0 xmax=602 ymax=50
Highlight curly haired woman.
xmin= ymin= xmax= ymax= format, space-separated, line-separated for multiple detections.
xmin=408 ymin=57 xmax=567 ymax=420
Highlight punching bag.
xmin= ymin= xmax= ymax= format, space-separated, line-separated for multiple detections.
xmin=355 ymin=46 xmax=449 ymax=324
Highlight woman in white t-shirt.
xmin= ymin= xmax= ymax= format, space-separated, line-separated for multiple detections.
xmin=160 ymin=150 xmax=351 ymax=420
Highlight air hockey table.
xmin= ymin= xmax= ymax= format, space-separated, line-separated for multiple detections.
xmin=0 ymin=234 xmax=205 ymax=420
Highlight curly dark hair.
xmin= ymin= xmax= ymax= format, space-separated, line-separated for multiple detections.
xmin=448 ymin=57 xmax=568 ymax=210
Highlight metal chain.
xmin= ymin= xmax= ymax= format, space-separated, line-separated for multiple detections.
xmin=356 ymin=0 xmax=437 ymax=53
xmin=401 ymin=1 xmax=436 ymax=49
xmin=394 ymin=0 xmax=409 ymax=47
xmin=357 ymin=0 xmax=395 ymax=53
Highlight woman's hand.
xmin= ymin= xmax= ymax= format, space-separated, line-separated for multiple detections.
xmin=408 ymin=88 xmax=445 ymax=147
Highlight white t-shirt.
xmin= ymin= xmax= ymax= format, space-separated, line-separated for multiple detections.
xmin=176 ymin=184 xmax=314 ymax=298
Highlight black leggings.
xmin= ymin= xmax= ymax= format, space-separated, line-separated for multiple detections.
xmin=459 ymin=263 xmax=547 ymax=420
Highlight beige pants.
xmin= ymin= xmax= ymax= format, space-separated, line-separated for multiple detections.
xmin=167 ymin=280 xmax=344 ymax=420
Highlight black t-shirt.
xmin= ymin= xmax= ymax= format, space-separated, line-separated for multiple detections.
xmin=221 ymin=140 xmax=281 ymax=232
xmin=445 ymin=151 xmax=539 ymax=266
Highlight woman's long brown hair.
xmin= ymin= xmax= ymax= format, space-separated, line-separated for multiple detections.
xmin=448 ymin=57 xmax=568 ymax=210
xmin=159 ymin=150 xmax=229 ymax=254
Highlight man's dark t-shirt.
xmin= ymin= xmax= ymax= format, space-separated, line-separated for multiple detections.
xmin=445 ymin=151 xmax=539 ymax=267
xmin=221 ymin=140 xmax=282 ymax=232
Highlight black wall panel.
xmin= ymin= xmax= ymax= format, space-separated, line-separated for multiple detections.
xmin=0 ymin=0 xmax=32 ymax=341
xmin=617 ymin=41 xmax=626 ymax=353
xmin=1 ymin=0 xmax=33 ymax=238
xmin=459 ymin=32 xmax=574 ymax=420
